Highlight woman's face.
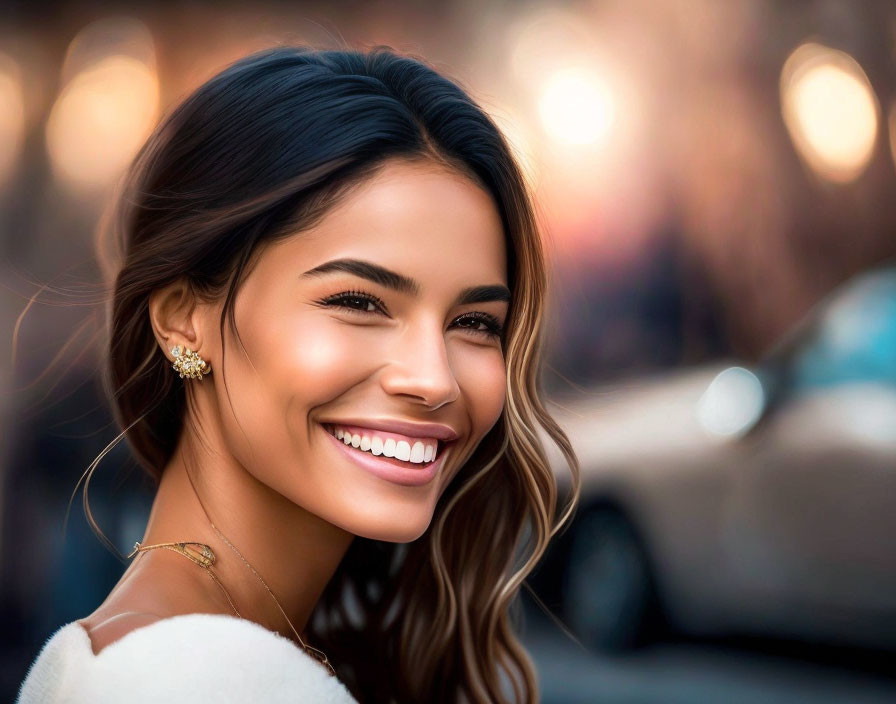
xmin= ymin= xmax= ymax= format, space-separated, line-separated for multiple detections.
xmin=210 ymin=158 xmax=509 ymax=542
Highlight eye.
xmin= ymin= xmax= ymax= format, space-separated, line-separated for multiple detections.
xmin=449 ymin=311 xmax=504 ymax=340
xmin=318 ymin=289 xmax=505 ymax=340
xmin=318 ymin=289 xmax=387 ymax=315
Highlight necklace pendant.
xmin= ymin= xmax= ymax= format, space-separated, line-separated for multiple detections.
xmin=181 ymin=542 xmax=215 ymax=567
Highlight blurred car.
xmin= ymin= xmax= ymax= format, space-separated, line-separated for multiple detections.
xmin=532 ymin=264 xmax=896 ymax=653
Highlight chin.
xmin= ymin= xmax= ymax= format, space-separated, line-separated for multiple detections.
xmin=273 ymin=487 xmax=438 ymax=544
xmin=331 ymin=500 xmax=436 ymax=544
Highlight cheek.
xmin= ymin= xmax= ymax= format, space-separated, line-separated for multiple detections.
xmin=219 ymin=311 xmax=364 ymax=460
xmin=279 ymin=322 xmax=360 ymax=399
xmin=435 ymin=347 xmax=505 ymax=493
xmin=453 ymin=345 xmax=507 ymax=430
xmin=249 ymin=311 xmax=371 ymax=409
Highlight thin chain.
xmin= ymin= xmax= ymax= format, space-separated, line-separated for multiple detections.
xmin=126 ymin=541 xmax=243 ymax=617
xmin=208 ymin=522 xmax=335 ymax=676
xmin=128 ymin=535 xmax=335 ymax=677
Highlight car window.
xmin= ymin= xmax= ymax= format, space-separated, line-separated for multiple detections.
xmin=790 ymin=269 xmax=896 ymax=391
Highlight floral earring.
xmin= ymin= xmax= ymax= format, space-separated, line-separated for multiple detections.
xmin=171 ymin=344 xmax=211 ymax=380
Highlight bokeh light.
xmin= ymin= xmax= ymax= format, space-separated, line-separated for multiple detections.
xmin=889 ymin=101 xmax=896 ymax=177
xmin=697 ymin=366 xmax=766 ymax=438
xmin=780 ymin=42 xmax=879 ymax=183
xmin=45 ymin=17 xmax=159 ymax=193
xmin=0 ymin=51 xmax=26 ymax=188
xmin=537 ymin=67 xmax=616 ymax=148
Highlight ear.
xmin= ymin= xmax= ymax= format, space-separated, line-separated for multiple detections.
xmin=148 ymin=278 xmax=206 ymax=362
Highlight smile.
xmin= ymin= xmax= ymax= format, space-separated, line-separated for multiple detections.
xmin=325 ymin=423 xmax=441 ymax=464
xmin=320 ymin=422 xmax=451 ymax=487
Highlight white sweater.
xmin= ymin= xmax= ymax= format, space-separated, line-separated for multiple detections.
xmin=16 ymin=612 xmax=360 ymax=703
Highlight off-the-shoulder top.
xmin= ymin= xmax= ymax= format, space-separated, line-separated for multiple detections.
xmin=16 ymin=612 xmax=359 ymax=703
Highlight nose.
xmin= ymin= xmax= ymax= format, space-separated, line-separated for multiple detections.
xmin=379 ymin=319 xmax=461 ymax=410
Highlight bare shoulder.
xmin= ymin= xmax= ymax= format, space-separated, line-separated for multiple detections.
xmin=78 ymin=610 xmax=165 ymax=656
xmin=77 ymin=550 xmax=235 ymax=656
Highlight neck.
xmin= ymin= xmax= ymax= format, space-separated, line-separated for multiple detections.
xmin=139 ymin=417 xmax=354 ymax=641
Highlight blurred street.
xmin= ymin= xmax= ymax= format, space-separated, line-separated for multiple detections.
xmin=520 ymin=592 xmax=896 ymax=704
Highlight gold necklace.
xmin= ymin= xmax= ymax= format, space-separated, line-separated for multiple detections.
xmin=126 ymin=530 xmax=335 ymax=677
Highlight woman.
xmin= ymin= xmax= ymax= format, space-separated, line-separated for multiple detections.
xmin=17 ymin=44 xmax=579 ymax=703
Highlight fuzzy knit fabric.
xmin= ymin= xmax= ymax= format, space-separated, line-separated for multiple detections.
xmin=16 ymin=612 xmax=360 ymax=703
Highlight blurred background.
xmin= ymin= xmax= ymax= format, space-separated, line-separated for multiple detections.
xmin=2 ymin=0 xmax=895 ymax=701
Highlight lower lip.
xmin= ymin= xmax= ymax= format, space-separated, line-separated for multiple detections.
xmin=320 ymin=423 xmax=448 ymax=487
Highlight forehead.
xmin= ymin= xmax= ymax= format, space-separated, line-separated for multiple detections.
xmin=263 ymin=159 xmax=508 ymax=289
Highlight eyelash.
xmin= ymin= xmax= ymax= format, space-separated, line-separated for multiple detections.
xmin=318 ymin=289 xmax=505 ymax=340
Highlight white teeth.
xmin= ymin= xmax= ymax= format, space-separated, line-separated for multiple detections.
xmin=328 ymin=425 xmax=439 ymax=464
xmin=410 ymin=441 xmax=424 ymax=463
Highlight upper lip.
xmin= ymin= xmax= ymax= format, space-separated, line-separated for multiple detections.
xmin=322 ymin=418 xmax=460 ymax=442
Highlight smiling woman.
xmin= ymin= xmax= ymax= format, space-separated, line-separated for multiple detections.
xmin=17 ymin=45 xmax=580 ymax=704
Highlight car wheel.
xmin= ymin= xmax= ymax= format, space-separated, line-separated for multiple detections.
xmin=563 ymin=507 xmax=657 ymax=652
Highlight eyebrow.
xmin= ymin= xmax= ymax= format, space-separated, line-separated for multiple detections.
xmin=300 ymin=258 xmax=511 ymax=306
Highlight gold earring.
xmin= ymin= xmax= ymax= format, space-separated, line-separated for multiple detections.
xmin=171 ymin=344 xmax=211 ymax=380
